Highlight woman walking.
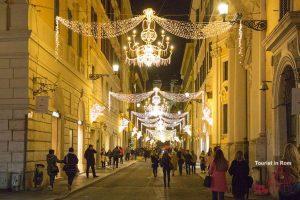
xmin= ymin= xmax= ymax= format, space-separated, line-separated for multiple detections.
xmin=209 ymin=149 xmax=228 ymax=200
xmin=177 ymin=150 xmax=184 ymax=176
xmin=274 ymin=143 xmax=300 ymax=200
xmin=206 ymin=148 xmax=213 ymax=170
xmin=161 ymin=151 xmax=172 ymax=188
xmin=170 ymin=152 xmax=178 ymax=176
xmin=46 ymin=149 xmax=62 ymax=191
xmin=151 ymin=152 xmax=159 ymax=177
xmin=191 ymin=151 xmax=197 ymax=174
xmin=63 ymin=147 xmax=79 ymax=191
xmin=200 ymin=150 xmax=207 ymax=173
xmin=228 ymin=151 xmax=249 ymax=200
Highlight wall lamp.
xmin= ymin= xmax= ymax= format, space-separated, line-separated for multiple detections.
xmin=260 ymin=81 xmax=272 ymax=91
xmin=89 ymin=64 xmax=120 ymax=80
xmin=218 ymin=2 xmax=267 ymax=31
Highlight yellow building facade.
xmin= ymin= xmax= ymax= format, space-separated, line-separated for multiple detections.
xmin=0 ymin=0 xmax=146 ymax=189
xmin=182 ymin=0 xmax=300 ymax=196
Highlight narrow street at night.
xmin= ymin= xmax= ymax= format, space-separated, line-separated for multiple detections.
xmin=65 ymin=161 xmax=212 ymax=200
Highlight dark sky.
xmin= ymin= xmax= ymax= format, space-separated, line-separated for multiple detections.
xmin=129 ymin=0 xmax=191 ymax=90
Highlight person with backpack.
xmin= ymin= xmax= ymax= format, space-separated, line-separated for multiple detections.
xmin=46 ymin=149 xmax=62 ymax=191
xmin=63 ymin=147 xmax=79 ymax=191
xmin=274 ymin=143 xmax=300 ymax=200
xmin=112 ymin=146 xmax=121 ymax=168
xmin=209 ymin=149 xmax=228 ymax=200
xmin=228 ymin=151 xmax=250 ymax=200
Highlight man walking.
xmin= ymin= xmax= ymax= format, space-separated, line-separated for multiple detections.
xmin=84 ymin=145 xmax=98 ymax=178
xmin=112 ymin=146 xmax=120 ymax=168
xmin=184 ymin=150 xmax=192 ymax=175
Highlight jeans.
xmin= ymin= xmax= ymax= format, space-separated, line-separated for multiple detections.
xmin=49 ymin=174 xmax=55 ymax=188
xmin=212 ymin=191 xmax=224 ymax=200
xmin=178 ymin=164 xmax=183 ymax=175
xmin=191 ymin=163 xmax=196 ymax=174
xmin=86 ymin=163 xmax=96 ymax=177
xmin=66 ymin=172 xmax=76 ymax=186
xmin=101 ymin=161 xmax=105 ymax=168
xmin=163 ymin=168 xmax=170 ymax=187
xmin=113 ymin=157 xmax=119 ymax=168
xmin=185 ymin=163 xmax=190 ymax=175
xmin=153 ymin=167 xmax=158 ymax=177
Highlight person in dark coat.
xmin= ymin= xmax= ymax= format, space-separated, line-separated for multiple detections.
xmin=112 ymin=146 xmax=120 ymax=168
xmin=228 ymin=151 xmax=249 ymax=200
xmin=161 ymin=151 xmax=172 ymax=187
xmin=63 ymin=147 xmax=79 ymax=191
xmin=177 ymin=149 xmax=184 ymax=176
xmin=84 ymin=144 xmax=98 ymax=178
xmin=46 ymin=149 xmax=62 ymax=190
xmin=151 ymin=152 xmax=159 ymax=177
xmin=184 ymin=150 xmax=192 ymax=175
xmin=106 ymin=149 xmax=112 ymax=165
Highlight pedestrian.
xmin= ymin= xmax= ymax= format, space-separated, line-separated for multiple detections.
xmin=274 ymin=143 xmax=300 ymax=200
xmin=206 ymin=148 xmax=214 ymax=170
xmin=125 ymin=147 xmax=131 ymax=161
xmin=112 ymin=146 xmax=120 ymax=168
xmin=200 ymin=150 xmax=207 ymax=173
xmin=151 ymin=152 xmax=159 ymax=177
xmin=46 ymin=149 xmax=62 ymax=191
xmin=191 ymin=150 xmax=197 ymax=174
xmin=106 ymin=149 xmax=112 ymax=166
xmin=161 ymin=151 xmax=172 ymax=188
xmin=84 ymin=144 xmax=98 ymax=178
xmin=144 ymin=149 xmax=148 ymax=162
xmin=170 ymin=152 xmax=178 ymax=176
xmin=100 ymin=148 xmax=106 ymax=169
xmin=184 ymin=150 xmax=192 ymax=175
xmin=63 ymin=147 xmax=79 ymax=191
xmin=209 ymin=148 xmax=228 ymax=200
xmin=228 ymin=151 xmax=249 ymax=200
xmin=177 ymin=150 xmax=184 ymax=176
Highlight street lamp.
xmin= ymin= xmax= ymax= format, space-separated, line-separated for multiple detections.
xmin=218 ymin=2 xmax=228 ymax=22
xmin=217 ymin=2 xmax=267 ymax=31
xmin=89 ymin=64 xmax=120 ymax=80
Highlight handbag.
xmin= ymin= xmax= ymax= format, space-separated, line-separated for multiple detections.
xmin=203 ymin=175 xmax=212 ymax=188
xmin=51 ymin=165 xmax=59 ymax=173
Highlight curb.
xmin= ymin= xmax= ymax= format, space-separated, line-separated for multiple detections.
xmin=50 ymin=161 xmax=137 ymax=200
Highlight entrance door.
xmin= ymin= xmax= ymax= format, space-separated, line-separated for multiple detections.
xmin=78 ymin=125 xmax=84 ymax=172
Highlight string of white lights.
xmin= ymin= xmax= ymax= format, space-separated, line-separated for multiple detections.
xmin=159 ymin=90 xmax=203 ymax=102
xmin=109 ymin=91 xmax=154 ymax=104
xmin=153 ymin=16 xmax=233 ymax=39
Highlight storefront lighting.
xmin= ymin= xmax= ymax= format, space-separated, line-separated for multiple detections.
xmin=52 ymin=111 xmax=60 ymax=118
xmin=77 ymin=120 xmax=83 ymax=125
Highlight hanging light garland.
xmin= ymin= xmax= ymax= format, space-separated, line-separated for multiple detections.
xmin=159 ymin=90 xmax=203 ymax=102
xmin=109 ymin=91 xmax=154 ymax=109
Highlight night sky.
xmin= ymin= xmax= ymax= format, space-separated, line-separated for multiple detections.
xmin=129 ymin=0 xmax=191 ymax=90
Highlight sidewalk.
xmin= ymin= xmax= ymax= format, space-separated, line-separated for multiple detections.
xmin=196 ymin=166 xmax=274 ymax=200
xmin=0 ymin=160 xmax=136 ymax=200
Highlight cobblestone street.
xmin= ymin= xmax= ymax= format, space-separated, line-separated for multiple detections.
xmin=65 ymin=161 xmax=213 ymax=200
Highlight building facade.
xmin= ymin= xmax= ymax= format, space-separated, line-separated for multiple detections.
xmin=182 ymin=0 xmax=300 ymax=196
xmin=0 ymin=0 xmax=147 ymax=190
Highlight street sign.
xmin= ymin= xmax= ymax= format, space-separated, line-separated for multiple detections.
xmin=35 ymin=96 xmax=49 ymax=113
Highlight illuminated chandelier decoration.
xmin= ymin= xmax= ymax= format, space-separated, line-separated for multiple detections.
xmin=124 ymin=9 xmax=174 ymax=67
xmin=90 ymin=104 xmax=105 ymax=122
xmin=143 ymin=92 xmax=169 ymax=117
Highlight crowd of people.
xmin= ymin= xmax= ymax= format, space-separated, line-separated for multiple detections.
xmin=45 ymin=143 xmax=299 ymax=199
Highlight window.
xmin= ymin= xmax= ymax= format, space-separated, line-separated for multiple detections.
xmin=54 ymin=0 xmax=59 ymax=30
xmin=91 ymin=7 xmax=98 ymax=42
xmin=78 ymin=32 xmax=82 ymax=57
xmin=223 ymin=61 xmax=228 ymax=81
xmin=67 ymin=9 xmax=72 ymax=46
xmin=222 ymin=104 xmax=228 ymax=134
xmin=279 ymin=0 xmax=291 ymax=20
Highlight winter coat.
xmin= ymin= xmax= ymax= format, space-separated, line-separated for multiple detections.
xmin=63 ymin=153 xmax=79 ymax=175
xmin=228 ymin=160 xmax=249 ymax=197
xmin=46 ymin=154 xmax=61 ymax=176
xmin=161 ymin=155 xmax=172 ymax=170
xmin=191 ymin=153 xmax=197 ymax=164
xmin=84 ymin=148 xmax=97 ymax=164
xmin=184 ymin=153 xmax=192 ymax=164
xmin=151 ymin=155 xmax=159 ymax=168
xmin=112 ymin=148 xmax=120 ymax=158
xmin=100 ymin=150 xmax=106 ymax=162
xmin=209 ymin=160 xmax=228 ymax=192
xmin=170 ymin=154 xmax=178 ymax=170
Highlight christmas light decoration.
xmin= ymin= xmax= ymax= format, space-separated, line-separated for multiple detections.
xmin=159 ymin=90 xmax=203 ymax=102
xmin=119 ymin=118 xmax=129 ymax=132
xmin=183 ymin=125 xmax=192 ymax=136
xmin=124 ymin=9 xmax=173 ymax=67
xmin=137 ymin=131 xmax=142 ymax=139
xmin=131 ymin=127 xmax=138 ymax=137
xmin=109 ymin=91 xmax=154 ymax=109
xmin=153 ymin=16 xmax=233 ymax=40
xmin=90 ymin=104 xmax=105 ymax=122
xmin=202 ymin=106 xmax=213 ymax=126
